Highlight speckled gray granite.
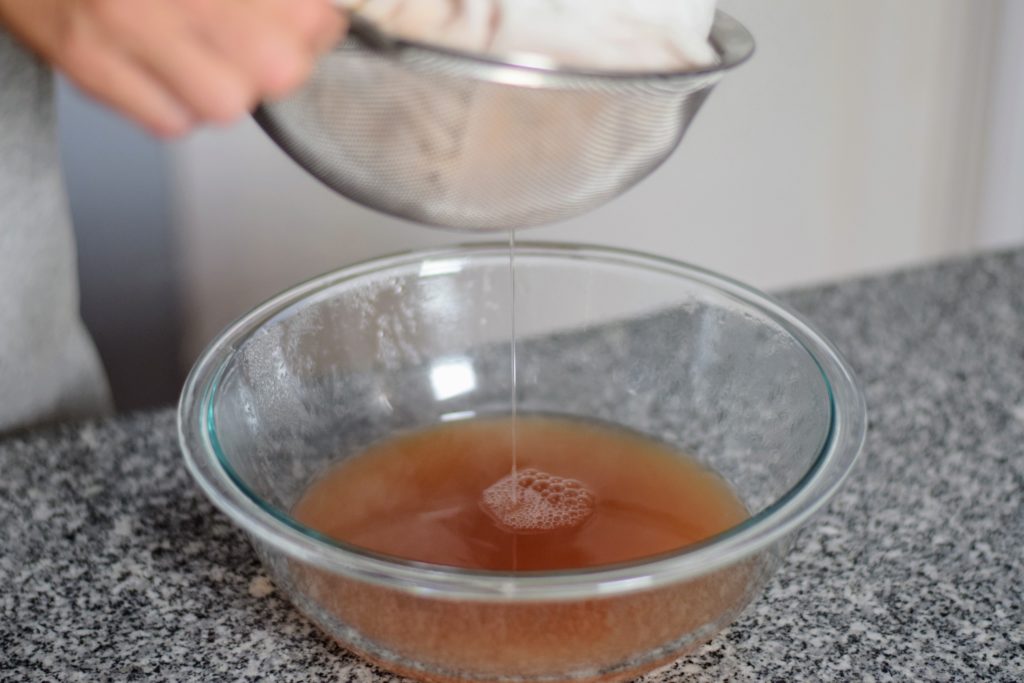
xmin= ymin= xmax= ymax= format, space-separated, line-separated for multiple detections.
xmin=2 ymin=249 xmax=1023 ymax=682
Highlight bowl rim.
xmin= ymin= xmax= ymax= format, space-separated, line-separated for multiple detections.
xmin=178 ymin=242 xmax=867 ymax=602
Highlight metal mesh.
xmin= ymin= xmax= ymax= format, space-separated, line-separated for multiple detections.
xmin=255 ymin=11 xmax=753 ymax=231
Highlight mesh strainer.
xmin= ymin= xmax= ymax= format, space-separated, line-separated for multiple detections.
xmin=254 ymin=10 xmax=753 ymax=231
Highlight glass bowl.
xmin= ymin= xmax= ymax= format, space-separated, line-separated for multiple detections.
xmin=178 ymin=242 xmax=866 ymax=683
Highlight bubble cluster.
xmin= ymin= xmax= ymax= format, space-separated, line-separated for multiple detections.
xmin=481 ymin=468 xmax=595 ymax=533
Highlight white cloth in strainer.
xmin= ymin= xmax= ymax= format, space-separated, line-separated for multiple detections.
xmin=342 ymin=0 xmax=718 ymax=71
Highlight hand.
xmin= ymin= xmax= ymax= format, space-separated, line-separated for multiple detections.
xmin=0 ymin=0 xmax=346 ymax=137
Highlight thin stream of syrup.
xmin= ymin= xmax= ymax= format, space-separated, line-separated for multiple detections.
xmin=508 ymin=227 xmax=519 ymax=570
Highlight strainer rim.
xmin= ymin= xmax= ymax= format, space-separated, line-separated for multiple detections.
xmin=342 ymin=9 xmax=755 ymax=85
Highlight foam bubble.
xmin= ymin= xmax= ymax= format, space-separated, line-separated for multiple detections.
xmin=480 ymin=468 xmax=595 ymax=533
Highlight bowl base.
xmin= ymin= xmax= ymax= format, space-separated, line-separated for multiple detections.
xmin=336 ymin=638 xmax=708 ymax=683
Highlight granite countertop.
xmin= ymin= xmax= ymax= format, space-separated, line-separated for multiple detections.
xmin=3 ymin=249 xmax=1023 ymax=682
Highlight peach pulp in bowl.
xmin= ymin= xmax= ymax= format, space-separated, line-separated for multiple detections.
xmin=178 ymin=243 xmax=867 ymax=683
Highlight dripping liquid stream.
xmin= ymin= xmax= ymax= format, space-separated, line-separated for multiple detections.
xmin=509 ymin=227 xmax=518 ymax=571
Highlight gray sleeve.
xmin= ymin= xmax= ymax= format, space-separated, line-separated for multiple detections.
xmin=0 ymin=27 xmax=112 ymax=432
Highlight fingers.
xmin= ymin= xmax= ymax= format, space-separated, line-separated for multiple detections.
xmin=62 ymin=37 xmax=194 ymax=137
xmin=180 ymin=0 xmax=345 ymax=100
xmin=89 ymin=0 xmax=256 ymax=122
xmin=180 ymin=0 xmax=343 ymax=102
xmin=13 ymin=0 xmax=346 ymax=136
xmin=45 ymin=4 xmax=192 ymax=136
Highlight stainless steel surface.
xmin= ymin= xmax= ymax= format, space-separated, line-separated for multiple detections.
xmin=255 ymin=11 xmax=753 ymax=231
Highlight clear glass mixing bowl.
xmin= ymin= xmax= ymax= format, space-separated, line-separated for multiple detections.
xmin=179 ymin=243 xmax=866 ymax=683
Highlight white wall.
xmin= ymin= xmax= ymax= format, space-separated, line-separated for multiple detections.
xmin=975 ymin=0 xmax=1024 ymax=249
xmin=170 ymin=0 xmax=1020 ymax=362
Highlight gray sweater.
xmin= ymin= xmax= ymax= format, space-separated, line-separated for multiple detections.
xmin=0 ymin=28 xmax=111 ymax=432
